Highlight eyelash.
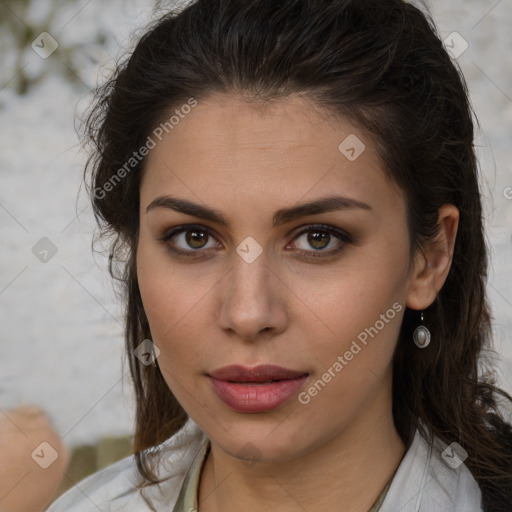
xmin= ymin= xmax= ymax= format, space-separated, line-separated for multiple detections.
xmin=158 ymin=223 xmax=353 ymax=260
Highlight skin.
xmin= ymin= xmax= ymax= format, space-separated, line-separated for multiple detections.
xmin=136 ymin=93 xmax=459 ymax=512
xmin=0 ymin=406 xmax=69 ymax=512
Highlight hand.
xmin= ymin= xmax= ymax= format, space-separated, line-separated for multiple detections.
xmin=0 ymin=405 xmax=70 ymax=512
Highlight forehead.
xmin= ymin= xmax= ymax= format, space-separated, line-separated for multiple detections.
xmin=140 ymin=93 xmax=403 ymax=218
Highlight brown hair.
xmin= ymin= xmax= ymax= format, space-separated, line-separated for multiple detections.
xmin=82 ymin=0 xmax=512 ymax=509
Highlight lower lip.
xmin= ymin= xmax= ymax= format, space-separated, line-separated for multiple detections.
xmin=209 ymin=375 xmax=308 ymax=413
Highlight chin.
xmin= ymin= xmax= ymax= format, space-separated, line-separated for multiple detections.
xmin=209 ymin=415 xmax=315 ymax=463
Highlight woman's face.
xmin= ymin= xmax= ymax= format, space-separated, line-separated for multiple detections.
xmin=137 ymin=93 xmax=416 ymax=462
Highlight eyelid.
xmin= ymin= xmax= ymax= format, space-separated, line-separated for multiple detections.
xmin=287 ymin=224 xmax=352 ymax=258
xmin=157 ymin=223 xmax=222 ymax=257
xmin=290 ymin=223 xmax=353 ymax=245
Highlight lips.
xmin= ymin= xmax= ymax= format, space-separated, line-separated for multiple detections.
xmin=209 ymin=364 xmax=308 ymax=382
xmin=208 ymin=364 xmax=309 ymax=413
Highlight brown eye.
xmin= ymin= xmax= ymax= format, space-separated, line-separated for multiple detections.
xmin=306 ymin=231 xmax=331 ymax=250
xmin=184 ymin=229 xmax=209 ymax=249
xmin=290 ymin=225 xmax=351 ymax=257
xmin=159 ymin=225 xmax=221 ymax=257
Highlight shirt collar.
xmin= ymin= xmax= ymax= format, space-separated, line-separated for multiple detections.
xmin=171 ymin=436 xmax=211 ymax=512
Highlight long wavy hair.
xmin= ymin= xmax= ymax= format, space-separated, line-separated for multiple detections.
xmin=82 ymin=0 xmax=512 ymax=509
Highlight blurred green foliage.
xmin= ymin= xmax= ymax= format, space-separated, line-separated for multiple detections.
xmin=0 ymin=0 xmax=107 ymax=95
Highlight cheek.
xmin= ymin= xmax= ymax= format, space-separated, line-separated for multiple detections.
xmin=297 ymin=238 xmax=408 ymax=341
xmin=296 ymin=284 xmax=404 ymax=432
xmin=295 ymin=236 xmax=408 ymax=391
xmin=137 ymin=230 xmax=188 ymax=327
xmin=137 ymin=251 xmax=207 ymax=410
xmin=136 ymin=239 xmax=214 ymax=372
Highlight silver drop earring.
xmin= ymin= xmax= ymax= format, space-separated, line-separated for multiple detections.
xmin=413 ymin=311 xmax=431 ymax=348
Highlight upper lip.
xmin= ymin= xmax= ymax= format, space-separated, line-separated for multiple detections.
xmin=209 ymin=364 xmax=308 ymax=382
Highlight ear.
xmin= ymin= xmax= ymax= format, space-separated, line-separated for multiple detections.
xmin=406 ymin=204 xmax=459 ymax=311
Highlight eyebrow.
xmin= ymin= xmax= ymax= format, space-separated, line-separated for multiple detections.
xmin=145 ymin=194 xmax=372 ymax=227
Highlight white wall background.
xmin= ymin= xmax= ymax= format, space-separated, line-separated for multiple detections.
xmin=0 ymin=0 xmax=511 ymax=448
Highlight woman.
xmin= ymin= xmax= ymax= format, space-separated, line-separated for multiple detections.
xmin=47 ymin=0 xmax=512 ymax=510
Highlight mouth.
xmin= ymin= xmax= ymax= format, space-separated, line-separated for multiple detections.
xmin=207 ymin=365 xmax=309 ymax=413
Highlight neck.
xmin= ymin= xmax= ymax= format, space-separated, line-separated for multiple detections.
xmin=198 ymin=385 xmax=406 ymax=512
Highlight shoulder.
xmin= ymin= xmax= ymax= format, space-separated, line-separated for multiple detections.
xmin=46 ymin=418 xmax=206 ymax=512
xmin=381 ymin=426 xmax=483 ymax=512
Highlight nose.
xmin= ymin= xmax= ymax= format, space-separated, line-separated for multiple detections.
xmin=216 ymin=249 xmax=288 ymax=343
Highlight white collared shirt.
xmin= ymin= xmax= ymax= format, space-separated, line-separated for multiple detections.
xmin=47 ymin=417 xmax=483 ymax=511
